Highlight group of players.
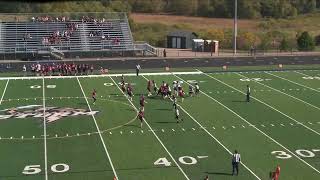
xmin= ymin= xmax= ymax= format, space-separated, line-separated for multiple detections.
xmin=92 ymin=75 xmax=201 ymax=128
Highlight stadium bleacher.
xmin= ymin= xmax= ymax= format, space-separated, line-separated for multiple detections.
xmin=0 ymin=12 xmax=155 ymax=60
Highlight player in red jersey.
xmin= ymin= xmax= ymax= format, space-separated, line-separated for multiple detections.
xmin=270 ymin=165 xmax=280 ymax=180
xmin=140 ymin=94 xmax=147 ymax=111
xmin=127 ymin=83 xmax=133 ymax=101
xmin=147 ymin=80 xmax=153 ymax=96
xmin=137 ymin=108 xmax=144 ymax=128
xmin=178 ymin=86 xmax=185 ymax=102
xmin=92 ymin=89 xmax=97 ymax=105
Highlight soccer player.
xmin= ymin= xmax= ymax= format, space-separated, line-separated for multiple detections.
xmin=147 ymin=80 xmax=153 ymax=96
xmin=195 ymin=82 xmax=200 ymax=95
xmin=92 ymin=89 xmax=97 ymax=105
xmin=127 ymin=83 xmax=133 ymax=101
xmin=137 ymin=108 xmax=144 ymax=128
xmin=246 ymin=85 xmax=251 ymax=102
xmin=189 ymin=84 xmax=194 ymax=97
xmin=232 ymin=150 xmax=241 ymax=176
xmin=140 ymin=94 xmax=146 ymax=111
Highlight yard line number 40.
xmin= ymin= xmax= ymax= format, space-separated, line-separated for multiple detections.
xmin=22 ymin=163 xmax=69 ymax=175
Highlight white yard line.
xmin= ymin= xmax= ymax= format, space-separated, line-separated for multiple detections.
xmin=0 ymin=79 xmax=9 ymax=105
xmin=266 ymin=72 xmax=320 ymax=93
xmin=141 ymin=75 xmax=261 ymax=180
xmin=235 ymin=73 xmax=320 ymax=111
xmin=109 ymin=76 xmax=190 ymax=180
xmin=42 ymin=78 xmax=48 ymax=180
xmin=174 ymin=73 xmax=320 ymax=174
xmin=76 ymin=77 xmax=119 ymax=180
xmin=203 ymin=72 xmax=320 ymax=136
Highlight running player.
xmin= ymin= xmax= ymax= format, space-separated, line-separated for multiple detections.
xmin=137 ymin=108 xmax=144 ymax=128
xmin=147 ymin=80 xmax=153 ymax=96
xmin=270 ymin=165 xmax=280 ymax=180
xmin=120 ymin=77 xmax=126 ymax=93
xmin=195 ymin=82 xmax=200 ymax=95
xmin=92 ymin=89 xmax=97 ymax=105
xmin=189 ymin=84 xmax=194 ymax=97
xmin=175 ymin=106 xmax=183 ymax=123
xmin=166 ymin=84 xmax=172 ymax=97
xmin=153 ymin=80 xmax=158 ymax=94
xmin=140 ymin=94 xmax=146 ymax=111
xmin=172 ymin=95 xmax=177 ymax=109
xmin=178 ymin=86 xmax=185 ymax=102
xmin=127 ymin=83 xmax=133 ymax=101
xmin=173 ymin=81 xmax=178 ymax=96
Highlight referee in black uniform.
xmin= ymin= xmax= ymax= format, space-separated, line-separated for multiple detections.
xmin=232 ymin=150 xmax=241 ymax=176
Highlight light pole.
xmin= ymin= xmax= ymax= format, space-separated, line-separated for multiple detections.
xmin=233 ymin=0 xmax=238 ymax=56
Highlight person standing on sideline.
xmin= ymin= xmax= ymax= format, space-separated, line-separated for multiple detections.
xmin=232 ymin=150 xmax=241 ymax=176
xmin=136 ymin=64 xmax=141 ymax=76
xmin=22 ymin=65 xmax=27 ymax=76
xmin=246 ymin=85 xmax=251 ymax=102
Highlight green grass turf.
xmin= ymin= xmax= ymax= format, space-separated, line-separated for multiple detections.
xmin=0 ymin=69 xmax=319 ymax=179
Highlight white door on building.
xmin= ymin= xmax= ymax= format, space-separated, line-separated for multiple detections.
xmin=177 ymin=37 xmax=181 ymax=49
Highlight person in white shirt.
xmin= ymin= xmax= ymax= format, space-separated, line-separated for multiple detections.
xmin=136 ymin=64 xmax=141 ymax=76
xmin=22 ymin=65 xmax=27 ymax=76
xmin=232 ymin=150 xmax=241 ymax=176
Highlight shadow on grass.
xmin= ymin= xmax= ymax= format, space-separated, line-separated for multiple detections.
xmin=205 ymin=171 xmax=233 ymax=176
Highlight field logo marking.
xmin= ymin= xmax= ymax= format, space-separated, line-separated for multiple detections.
xmin=110 ymin=76 xmax=191 ymax=180
xmin=77 ymin=77 xmax=119 ymax=180
xmin=198 ymin=71 xmax=320 ymax=174
xmin=0 ymin=105 xmax=98 ymax=123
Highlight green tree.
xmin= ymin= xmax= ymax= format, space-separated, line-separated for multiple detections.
xmin=279 ymin=38 xmax=289 ymax=51
xmin=297 ymin=31 xmax=315 ymax=51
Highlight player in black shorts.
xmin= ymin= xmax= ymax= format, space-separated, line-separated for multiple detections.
xmin=92 ymin=89 xmax=97 ymax=105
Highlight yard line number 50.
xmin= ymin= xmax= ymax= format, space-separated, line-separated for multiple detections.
xmin=22 ymin=163 xmax=69 ymax=175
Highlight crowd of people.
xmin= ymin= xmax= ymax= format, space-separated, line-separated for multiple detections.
xmin=28 ymin=63 xmax=95 ymax=76
xmin=32 ymin=16 xmax=70 ymax=23
xmin=42 ymin=22 xmax=79 ymax=45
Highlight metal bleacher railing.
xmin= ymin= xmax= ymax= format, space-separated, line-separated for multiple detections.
xmin=0 ymin=12 xmax=157 ymax=60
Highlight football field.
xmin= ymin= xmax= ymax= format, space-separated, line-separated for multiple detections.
xmin=0 ymin=69 xmax=319 ymax=180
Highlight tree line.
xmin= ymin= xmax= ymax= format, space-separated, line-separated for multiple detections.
xmin=0 ymin=0 xmax=319 ymax=19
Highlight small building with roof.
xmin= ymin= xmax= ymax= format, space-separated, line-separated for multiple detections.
xmin=167 ymin=30 xmax=198 ymax=49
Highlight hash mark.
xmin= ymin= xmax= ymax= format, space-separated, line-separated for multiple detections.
xmin=242 ymin=125 xmax=245 ymax=128
xmin=120 ymin=131 xmax=123 ymax=134
xmin=162 ymin=129 xmax=165 ymax=132
xmin=232 ymin=126 xmax=236 ymax=129
xmin=290 ymin=123 xmax=294 ymax=126
xmin=141 ymin=130 xmax=144 ymax=133
xmin=109 ymin=132 xmax=112 ymax=135
xmin=261 ymin=124 xmax=265 ymax=127
xmin=308 ymin=122 xmax=313 ymax=125
xmin=172 ymin=129 xmax=175 ymax=132
xmin=130 ymin=131 xmax=133 ymax=134
xmin=182 ymin=128 xmax=185 ymax=131
xmin=192 ymin=128 xmax=196 ymax=131
xmin=270 ymin=124 xmax=275 ymax=127
xmin=280 ymin=124 xmax=285 ymax=127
